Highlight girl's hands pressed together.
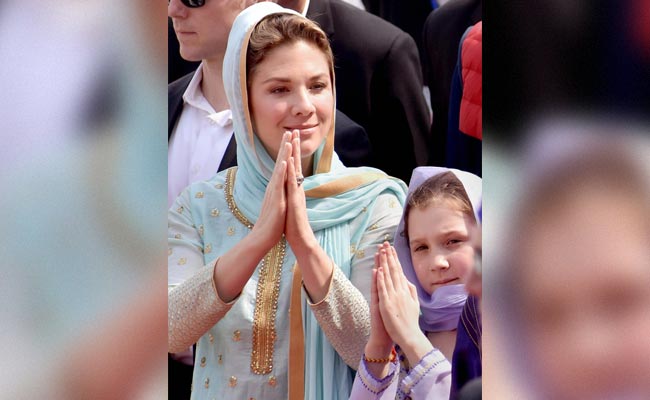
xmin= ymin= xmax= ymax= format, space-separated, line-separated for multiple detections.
xmin=377 ymin=242 xmax=433 ymax=364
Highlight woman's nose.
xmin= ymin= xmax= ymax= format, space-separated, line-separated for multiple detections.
xmin=291 ymin=88 xmax=316 ymax=116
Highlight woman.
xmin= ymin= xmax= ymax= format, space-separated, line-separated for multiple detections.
xmin=167 ymin=3 xmax=407 ymax=400
xmin=350 ymin=167 xmax=481 ymax=399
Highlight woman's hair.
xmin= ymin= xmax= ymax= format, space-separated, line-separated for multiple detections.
xmin=402 ymin=171 xmax=476 ymax=238
xmin=246 ymin=13 xmax=334 ymax=85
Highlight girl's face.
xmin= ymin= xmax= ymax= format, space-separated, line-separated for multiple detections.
xmin=248 ymin=40 xmax=333 ymax=165
xmin=408 ymin=204 xmax=476 ymax=295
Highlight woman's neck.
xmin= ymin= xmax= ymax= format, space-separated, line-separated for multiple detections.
xmin=427 ymin=330 xmax=457 ymax=361
xmin=302 ymin=157 xmax=314 ymax=177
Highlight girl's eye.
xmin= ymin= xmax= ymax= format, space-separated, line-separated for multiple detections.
xmin=414 ymin=244 xmax=427 ymax=252
xmin=311 ymin=82 xmax=327 ymax=91
xmin=446 ymin=239 xmax=463 ymax=246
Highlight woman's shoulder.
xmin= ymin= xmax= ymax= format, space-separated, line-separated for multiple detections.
xmin=339 ymin=166 xmax=408 ymax=194
xmin=176 ymin=169 xmax=230 ymax=207
xmin=186 ymin=170 xmax=229 ymax=193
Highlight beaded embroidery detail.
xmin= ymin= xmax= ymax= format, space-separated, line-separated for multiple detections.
xmin=225 ymin=167 xmax=286 ymax=375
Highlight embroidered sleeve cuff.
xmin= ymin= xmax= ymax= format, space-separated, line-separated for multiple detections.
xmin=357 ymin=356 xmax=398 ymax=394
xmin=308 ymin=266 xmax=370 ymax=368
xmin=168 ymin=262 xmax=236 ymax=353
xmin=398 ymin=348 xmax=451 ymax=396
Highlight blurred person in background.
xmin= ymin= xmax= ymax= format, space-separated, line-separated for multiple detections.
xmin=0 ymin=0 xmax=167 ymax=398
xmin=494 ymin=125 xmax=650 ymax=399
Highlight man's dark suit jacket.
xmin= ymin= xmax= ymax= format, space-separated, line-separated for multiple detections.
xmin=307 ymin=0 xmax=430 ymax=183
xmin=422 ymin=0 xmax=481 ymax=166
xmin=168 ymin=72 xmax=372 ymax=172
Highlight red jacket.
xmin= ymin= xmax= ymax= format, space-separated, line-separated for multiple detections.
xmin=459 ymin=21 xmax=482 ymax=140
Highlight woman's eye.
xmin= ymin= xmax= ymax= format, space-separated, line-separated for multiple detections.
xmin=446 ymin=239 xmax=462 ymax=246
xmin=414 ymin=245 xmax=427 ymax=252
xmin=270 ymin=87 xmax=288 ymax=94
xmin=311 ymin=82 xmax=327 ymax=91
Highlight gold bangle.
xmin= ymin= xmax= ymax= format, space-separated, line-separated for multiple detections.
xmin=364 ymin=347 xmax=397 ymax=363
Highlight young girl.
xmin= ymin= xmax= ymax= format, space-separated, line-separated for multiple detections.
xmin=350 ymin=166 xmax=481 ymax=399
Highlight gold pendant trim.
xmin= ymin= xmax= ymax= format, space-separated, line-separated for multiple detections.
xmin=225 ymin=167 xmax=286 ymax=375
xmin=225 ymin=168 xmax=254 ymax=229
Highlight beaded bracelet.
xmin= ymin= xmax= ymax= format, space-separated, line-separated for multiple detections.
xmin=364 ymin=347 xmax=397 ymax=363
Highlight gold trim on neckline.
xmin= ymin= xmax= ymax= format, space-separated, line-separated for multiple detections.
xmin=225 ymin=168 xmax=253 ymax=229
xmin=224 ymin=166 xmax=286 ymax=375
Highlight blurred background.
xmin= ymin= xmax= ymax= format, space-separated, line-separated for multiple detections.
xmin=0 ymin=0 xmax=168 ymax=398
xmin=484 ymin=0 xmax=650 ymax=398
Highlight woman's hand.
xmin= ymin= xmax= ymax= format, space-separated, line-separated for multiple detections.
xmin=377 ymin=242 xmax=432 ymax=361
xmin=285 ymin=130 xmax=318 ymax=253
xmin=251 ymin=131 xmax=292 ymax=249
xmin=284 ymin=130 xmax=332 ymax=303
xmin=368 ymin=250 xmax=393 ymax=351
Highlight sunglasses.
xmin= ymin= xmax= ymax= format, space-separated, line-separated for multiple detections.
xmin=169 ymin=0 xmax=206 ymax=8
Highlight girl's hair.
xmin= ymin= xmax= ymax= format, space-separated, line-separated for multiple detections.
xmin=402 ymin=171 xmax=476 ymax=238
xmin=246 ymin=13 xmax=334 ymax=85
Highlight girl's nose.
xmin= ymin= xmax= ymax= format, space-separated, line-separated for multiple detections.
xmin=431 ymin=255 xmax=450 ymax=271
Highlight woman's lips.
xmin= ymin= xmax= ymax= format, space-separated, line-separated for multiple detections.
xmin=285 ymin=125 xmax=318 ymax=136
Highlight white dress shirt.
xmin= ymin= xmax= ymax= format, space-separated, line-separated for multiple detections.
xmin=168 ymin=63 xmax=234 ymax=208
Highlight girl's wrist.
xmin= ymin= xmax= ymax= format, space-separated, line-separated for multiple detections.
xmin=365 ymin=340 xmax=394 ymax=358
xmin=398 ymin=332 xmax=433 ymax=365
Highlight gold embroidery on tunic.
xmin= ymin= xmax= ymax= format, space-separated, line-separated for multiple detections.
xmin=225 ymin=167 xmax=286 ymax=375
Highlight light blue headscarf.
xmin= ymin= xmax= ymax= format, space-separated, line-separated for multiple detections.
xmin=394 ymin=167 xmax=482 ymax=333
xmin=223 ymin=3 xmax=407 ymax=399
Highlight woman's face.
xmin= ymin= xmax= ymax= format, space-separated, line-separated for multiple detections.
xmin=408 ymin=204 xmax=476 ymax=295
xmin=518 ymin=188 xmax=650 ymax=399
xmin=248 ymin=40 xmax=333 ymax=164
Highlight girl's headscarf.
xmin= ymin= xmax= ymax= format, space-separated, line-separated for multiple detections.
xmin=394 ymin=166 xmax=482 ymax=333
xmin=222 ymin=3 xmax=407 ymax=398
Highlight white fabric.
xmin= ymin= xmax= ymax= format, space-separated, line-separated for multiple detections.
xmin=168 ymin=63 xmax=233 ymax=208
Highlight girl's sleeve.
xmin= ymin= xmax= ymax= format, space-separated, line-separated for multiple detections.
xmin=398 ymin=348 xmax=452 ymax=399
xmin=349 ymin=357 xmax=399 ymax=400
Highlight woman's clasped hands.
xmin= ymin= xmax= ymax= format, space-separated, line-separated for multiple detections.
xmin=253 ymin=130 xmax=318 ymax=256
